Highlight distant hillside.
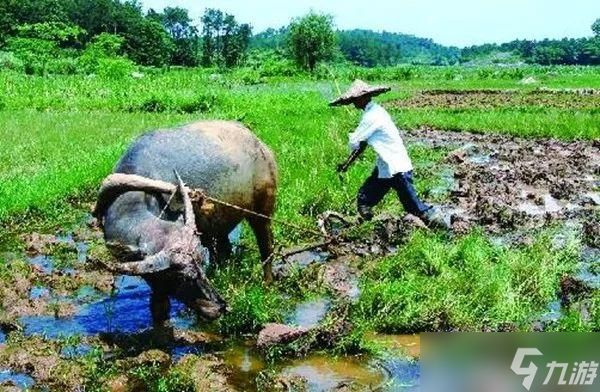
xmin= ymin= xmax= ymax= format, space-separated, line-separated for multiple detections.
xmin=338 ymin=29 xmax=460 ymax=66
xmin=251 ymin=28 xmax=461 ymax=66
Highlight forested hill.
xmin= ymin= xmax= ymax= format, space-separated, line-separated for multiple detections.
xmin=251 ymin=28 xmax=461 ymax=66
xmin=338 ymin=29 xmax=460 ymax=66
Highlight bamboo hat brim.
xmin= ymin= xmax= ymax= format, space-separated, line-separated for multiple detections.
xmin=329 ymin=79 xmax=391 ymax=106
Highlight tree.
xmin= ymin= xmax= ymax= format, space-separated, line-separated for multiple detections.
xmin=287 ymin=12 xmax=336 ymax=71
xmin=200 ymin=8 xmax=252 ymax=67
xmin=592 ymin=18 xmax=600 ymax=36
xmin=0 ymin=0 xmax=70 ymax=45
xmin=200 ymin=8 xmax=223 ymax=66
xmin=124 ymin=18 xmax=173 ymax=66
xmin=150 ymin=6 xmax=199 ymax=66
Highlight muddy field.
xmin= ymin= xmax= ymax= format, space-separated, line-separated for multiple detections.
xmin=0 ymin=123 xmax=598 ymax=390
xmin=392 ymin=89 xmax=600 ymax=110
xmin=405 ymin=127 xmax=600 ymax=233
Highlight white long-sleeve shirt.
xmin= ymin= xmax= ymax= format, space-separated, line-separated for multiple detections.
xmin=348 ymin=101 xmax=413 ymax=178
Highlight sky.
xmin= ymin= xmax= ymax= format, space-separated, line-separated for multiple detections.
xmin=141 ymin=0 xmax=600 ymax=47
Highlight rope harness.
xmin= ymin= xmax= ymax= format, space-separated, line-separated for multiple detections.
xmin=188 ymin=189 xmax=325 ymax=238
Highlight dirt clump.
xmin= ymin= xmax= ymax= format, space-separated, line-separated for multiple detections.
xmin=582 ymin=213 xmax=600 ymax=248
xmin=257 ymin=324 xmax=309 ymax=350
xmin=0 ymin=334 xmax=85 ymax=391
xmin=173 ymin=354 xmax=234 ymax=391
xmin=256 ymin=370 xmax=308 ymax=392
xmin=117 ymin=349 xmax=171 ymax=370
xmin=560 ymin=275 xmax=593 ymax=307
xmin=21 ymin=233 xmax=59 ymax=256
xmin=322 ymin=257 xmax=360 ymax=300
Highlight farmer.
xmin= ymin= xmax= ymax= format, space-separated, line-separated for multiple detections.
xmin=331 ymin=79 xmax=448 ymax=228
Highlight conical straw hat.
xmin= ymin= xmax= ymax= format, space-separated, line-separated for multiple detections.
xmin=329 ymin=79 xmax=391 ymax=106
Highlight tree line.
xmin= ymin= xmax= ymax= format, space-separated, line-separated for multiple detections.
xmin=0 ymin=0 xmax=251 ymax=74
xmin=462 ymin=30 xmax=600 ymax=65
xmin=0 ymin=1 xmax=598 ymax=76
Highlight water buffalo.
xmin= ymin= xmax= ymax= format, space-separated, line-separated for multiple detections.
xmin=93 ymin=120 xmax=277 ymax=325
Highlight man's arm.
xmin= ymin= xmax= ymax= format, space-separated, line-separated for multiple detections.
xmin=337 ymin=114 xmax=378 ymax=173
xmin=336 ymin=141 xmax=367 ymax=173
xmin=348 ymin=115 xmax=377 ymax=150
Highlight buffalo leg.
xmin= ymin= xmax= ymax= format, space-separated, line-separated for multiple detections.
xmin=201 ymin=234 xmax=232 ymax=265
xmin=215 ymin=235 xmax=232 ymax=263
xmin=248 ymin=217 xmax=274 ymax=283
xmin=150 ymin=290 xmax=170 ymax=327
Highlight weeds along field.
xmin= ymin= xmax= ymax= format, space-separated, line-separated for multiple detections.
xmin=0 ymin=65 xmax=599 ymax=390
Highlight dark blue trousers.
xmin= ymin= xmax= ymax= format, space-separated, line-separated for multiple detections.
xmin=357 ymin=168 xmax=430 ymax=220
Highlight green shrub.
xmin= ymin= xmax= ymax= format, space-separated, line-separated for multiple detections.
xmin=46 ymin=57 xmax=78 ymax=75
xmin=129 ymin=92 xmax=218 ymax=113
xmin=0 ymin=51 xmax=25 ymax=72
xmin=218 ymin=285 xmax=284 ymax=336
xmin=135 ymin=95 xmax=171 ymax=113
xmin=96 ymin=57 xmax=135 ymax=79
xmin=178 ymin=92 xmax=218 ymax=113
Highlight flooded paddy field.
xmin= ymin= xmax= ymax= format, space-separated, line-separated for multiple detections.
xmin=0 ymin=68 xmax=599 ymax=390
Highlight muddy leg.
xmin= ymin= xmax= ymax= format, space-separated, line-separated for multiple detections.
xmin=249 ymin=217 xmax=274 ymax=283
xmin=150 ymin=290 xmax=170 ymax=327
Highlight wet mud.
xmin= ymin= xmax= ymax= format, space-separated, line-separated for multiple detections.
xmin=392 ymin=89 xmax=600 ymax=110
xmin=404 ymin=127 xmax=600 ymax=233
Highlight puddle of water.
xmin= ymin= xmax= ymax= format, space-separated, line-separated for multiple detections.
xmin=29 ymin=286 xmax=51 ymax=300
xmin=228 ymin=224 xmax=243 ymax=253
xmin=73 ymin=285 xmax=104 ymax=304
xmin=27 ymin=233 xmax=88 ymax=274
xmin=0 ymin=331 xmax=6 ymax=344
xmin=60 ymin=343 xmax=92 ymax=359
xmin=379 ymin=357 xmax=420 ymax=391
xmin=539 ymin=300 xmax=563 ymax=323
xmin=172 ymin=344 xmax=205 ymax=361
xmin=367 ymin=333 xmax=421 ymax=359
xmin=285 ymin=250 xmax=329 ymax=268
xmin=577 ymin=247 xmax=600 ymax=289
xmin=468 ymin=153 xmax=492 ymax=165
xmin=222 ymin=341 xmax=419 ymax=392
xmin=0 ymin=370 xmax=35 ymax=389
xmin=223 ymin=343 xmax=265 ymax=391
xmin=582 ymin=192 xmax=600 ymax=205
xmin=20 ymin=276 xmax=189 ymax=338
xmin=346 ymin=278 xmax=361 ymax=301
xmin=282 ymin=355 xmax=385 ymax=392
xmin=28 ymin=255 xmax=54 ymax=274
xmin=285 ymin=297 xmax=331 ymax=328
xmin=75 ymin=241 xmax=89 ymax=263
xmin=517 ymin=194 xmax=563 ymax=216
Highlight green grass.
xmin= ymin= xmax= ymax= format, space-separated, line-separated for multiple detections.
xmin=2 ymin=65 xmax=598 ymax=224
xmin=352 ymin=229 xmax=580 ymax=333
xmin=0 ymin=111 xmax=194 ymax=220
xmin=389 ymin=107 xmax=600 ymax=140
